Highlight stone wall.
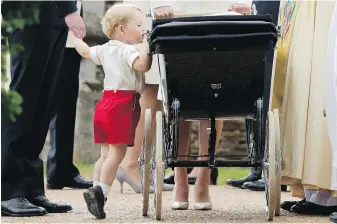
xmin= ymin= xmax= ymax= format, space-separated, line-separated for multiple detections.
xmin=190 ymin=119 xmax=247 ymax=160
xmin=41 ymin=1 xmax=248 ymax=164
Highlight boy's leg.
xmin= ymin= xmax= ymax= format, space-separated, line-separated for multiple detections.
xmin=83 ymin=144 xmax=127 ymax=219
xmin=92 ymin=144 xmax=109 ymax=187
xmin=99 ymin=144 xmax=128 ymax=197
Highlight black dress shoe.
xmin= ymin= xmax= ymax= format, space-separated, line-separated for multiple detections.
xmin=164 ymin=175 xmax=175 ymax=185
xmin=280 ymin=199 xmax=306 ymax=211
xmin=290 ymin=201 xmax=337 ymax=215
xmin=281 ymin=185 xmax=288 ymax=192
xmin=83 ymin=186 xmax=106 ymax=219
xmin=210 ymin=168 xmax=218 ymax=185
xmin=47 ymin=175 xmax=93 ymax=189
xmin=187 ymin=168 xmax=218 ymax=185
xmin=226 ymin=173 xmax=261 ymax=188
xmin=1 ymin=197 xmax=47 ymax=217
xmin=164 ymin=175 xmax=197 ymax=185
xmin=242 ymin=179 xmax=265 ymax=191
xmin=188 ymin=177 xmax=197 ymax=185
xmin=27 ymin=195 xmax=72 ymax=213
xmin=330 ymin=212 xmax=337 ymax=223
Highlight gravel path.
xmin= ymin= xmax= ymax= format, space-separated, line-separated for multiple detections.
xmin=2 ymin=184 xmax=331 ymax=223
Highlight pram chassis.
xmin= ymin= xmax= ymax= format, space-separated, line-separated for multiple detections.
xmin=138 ymin=10 xmax=282 ymax=222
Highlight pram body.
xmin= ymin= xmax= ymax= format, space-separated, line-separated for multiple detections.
xmin=139 ymin=12 xmax=282 ymax=222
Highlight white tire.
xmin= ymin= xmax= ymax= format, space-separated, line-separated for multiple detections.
xmin=263 ymin=111 xmax=277 ymax=221
xmin=273 ymin=109 xmax=282 ymax=216
xmin=154 ymin=111 xmax=164 ymax=220
xmin=140 ymin=109 xmax=152 ymax=216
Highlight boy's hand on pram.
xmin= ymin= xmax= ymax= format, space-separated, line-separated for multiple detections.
xmin=228 ymin=3 xmax=251 ymax=15
xmin=154 ymin=6 xmax=174 ymax=19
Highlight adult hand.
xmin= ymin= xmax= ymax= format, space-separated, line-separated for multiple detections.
xmin=65 ymin=12 xmax=86 ymax=39
xmin=228 ymin=3 xmax=251 ymax=15
xmin=154 ymin=6 xmax=174 ymax=19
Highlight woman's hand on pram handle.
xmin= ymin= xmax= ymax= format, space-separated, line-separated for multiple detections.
xmin=153 ymin=6 xmax=174 ymax=19
xmin=228 ymin=2 xmax=251 ymax=15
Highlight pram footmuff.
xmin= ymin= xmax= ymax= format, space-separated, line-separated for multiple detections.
xmin=139 ymin=12 xmax=282 ymax=222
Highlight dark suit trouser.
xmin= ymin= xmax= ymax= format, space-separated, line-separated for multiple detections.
xmin=46 ymin=48 xmax=81 ymax=184
xmin=1 ymin=26 xmax=68 ymax=201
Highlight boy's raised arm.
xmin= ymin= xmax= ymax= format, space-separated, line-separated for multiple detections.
xmin=70 ymin=32 xmax=91 ymax=59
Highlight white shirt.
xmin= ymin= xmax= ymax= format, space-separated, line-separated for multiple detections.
xmin=90 ymin=40 xmax=145 ymax=94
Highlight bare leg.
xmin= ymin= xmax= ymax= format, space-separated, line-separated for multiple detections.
xmin=194 ymin=120 xmax=223 ymax=203
xmin=173 ymin=120 xmax=191 ymax=202
xmin=189 ymin=120 xmax=223 ymax=178
xmin=100 ymin=144 xmax=127 ymax=186
xmin=120 ymin=85 xmax=161 ymax=185
xmin=84 ymin=144 xmax=124 ymax=219
xmin=93 ymin=144 xmax=109 ymax=184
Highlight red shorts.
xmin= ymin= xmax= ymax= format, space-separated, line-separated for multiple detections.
xmin=93 ymin=90 xmax=140 ymax=146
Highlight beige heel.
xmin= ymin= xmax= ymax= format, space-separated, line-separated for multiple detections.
xmin=171 ymin=187 xmax=189 ymax=210
xmin=194 ymin=202 xmax=212 ymax=210
xmin=171 ymin=201 xmax=189 ymax=210
xmin=118 ymin=180 xmax=124 ymax=193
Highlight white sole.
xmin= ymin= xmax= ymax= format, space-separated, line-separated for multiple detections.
xmin=194 ymin=202 xmax=212 ymax=210
xmin=171 ymin=202 xmax=189 ymax=210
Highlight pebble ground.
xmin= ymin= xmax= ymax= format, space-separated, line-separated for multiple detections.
xmin=2 ymin=184 xmax=331 ymax=223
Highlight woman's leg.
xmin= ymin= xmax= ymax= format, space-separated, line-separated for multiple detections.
xmin=194 ymin=120 xmax=223 ymax=203
xmin=93 ymin=143 xmax=109 ymax=186
xmin=99 ymin=144 xmax=127 ymax=198
xmin=120 ymin=85 xmax=160 ymax=185
xmin=173 ymin=120 xmax=191 ymax=202
xmin=188 ymin=120 xmax=223 ymax=179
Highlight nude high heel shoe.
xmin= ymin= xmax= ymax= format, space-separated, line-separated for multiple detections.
xmin=194 ymin=201 xmax=212 ymax=210
xmin=194 ymin=193 xmax=212 ymax=210
xmin=116 ymin=167 xmax=154 ymax=194
xmin=171 ymin=188 xmax=189 ymax=210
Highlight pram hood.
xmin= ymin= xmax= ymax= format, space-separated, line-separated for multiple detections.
xmin=149 ymin=14 xmax=278 ymax=53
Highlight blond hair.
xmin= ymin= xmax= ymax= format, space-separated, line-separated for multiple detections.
xmin=101 ymin=3 xmax=142 ymax=39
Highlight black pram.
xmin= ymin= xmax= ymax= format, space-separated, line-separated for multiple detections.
xmin=138 ymin=12 xmax=282 ymax=222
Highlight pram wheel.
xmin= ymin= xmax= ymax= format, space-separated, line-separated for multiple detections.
xmin=263 ymin=111 xmax=277 ymax=221
xmin=273 ymin=109 xmax=282 ymax=216
xmin=153 ymin=111 xmax=164 ymax=220
xmin=140 ymin=109 xmax=152 ymax=216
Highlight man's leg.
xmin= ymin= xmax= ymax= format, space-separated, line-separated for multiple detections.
xmin=290 ymin=188 xmax=337 ymax=215
xmin=23 ymin=27 xmax=73 ymax=213
xmin=1 ymin=26 xmax=69 ymax=216
xmin=46 ymin=48 xmax=92 ymax=189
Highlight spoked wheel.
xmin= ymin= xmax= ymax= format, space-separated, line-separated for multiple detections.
xmin=263 ymin=111 xmax=277 ymax=221
xmin=273 ymin=109 xmax=282 ymax=216
xmin=153 ymin=111 xmax=164 ymax=220
xmin=140 ymin=109 xmax=152 ymax=216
